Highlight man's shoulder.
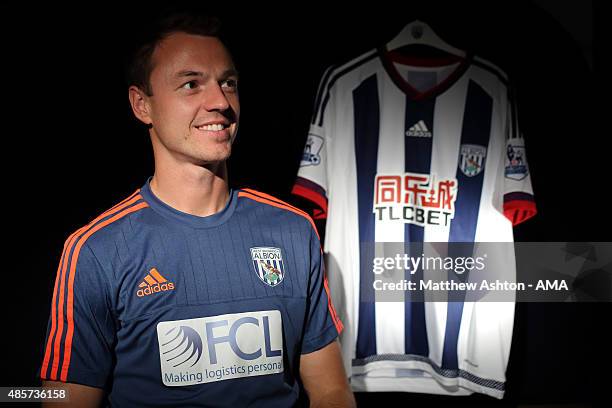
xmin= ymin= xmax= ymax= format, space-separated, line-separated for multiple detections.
xmin=237 ymin=188 xmax=318 ymax=235
xmin=64 ymin=189 xmax=150 ymax=254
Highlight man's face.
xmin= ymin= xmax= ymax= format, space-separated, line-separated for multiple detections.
xmin=144 ymin=32 xmax=240 ymax=165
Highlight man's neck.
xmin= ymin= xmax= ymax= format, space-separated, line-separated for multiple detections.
xmin=149 ymin=162 xmax=230 ymax=218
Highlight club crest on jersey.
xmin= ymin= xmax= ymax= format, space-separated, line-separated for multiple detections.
xmin=250 ymin=247 xmax=285 ymax=286
xmin=505 ymin=143 xmax=528 ymax=180
xmin=459 ymin=144 xmax=487 ymax=177
xmin=300 ymin=134 xmax=324 ymax=166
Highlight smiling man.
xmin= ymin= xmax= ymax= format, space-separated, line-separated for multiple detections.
xmin=40 ymin=13 xmax=353 ymax=407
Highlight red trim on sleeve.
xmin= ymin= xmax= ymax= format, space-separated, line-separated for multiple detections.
xmin=291 ymin=184 xmax=328 ymax=219
xmin=312 ymin=209 xmax=325 ymax=220
xmin=504 ymin=200 xmax=537 ymax=226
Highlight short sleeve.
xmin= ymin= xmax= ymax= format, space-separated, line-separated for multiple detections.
xmin=502 ymin=85 xmax=537 ymax=225
xmin=292 ymin=67 xmax=335 ymax=220
xmin=40 ymin=239 xmax=116 ymax=388
xmin=301 ymin=225 xmax=343 ymax=354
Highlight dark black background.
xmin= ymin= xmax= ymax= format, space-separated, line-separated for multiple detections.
xmin=1 ymin=1 xmax=606 ymax=406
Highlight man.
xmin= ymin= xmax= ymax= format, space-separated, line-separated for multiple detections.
xmin=40 ymin=13 xmax=354 ymax=407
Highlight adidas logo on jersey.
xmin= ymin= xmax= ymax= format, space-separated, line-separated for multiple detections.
xmin=137 ymin=268 xmax=175 ymax=297
xmin=406 ymin=120 xmax=432 ymax=137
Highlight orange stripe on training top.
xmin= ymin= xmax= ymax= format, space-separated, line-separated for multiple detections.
xmin=60 ymin=201 xmax=149 ymax=381
xmin=50 ymin=194 xmax=143 ymax=380
xmin=40 ymin=228 xmax=81 ymax=379
xmin=144 ymin=275 xmax=158 ymax=286
xmin=238 ymin=191 xmax=319 ymax=240
xmin=149 ymin=268 xmax=167 ymax=283
xmin=42 ymin=191 xmax=141 ymax=379
xmin=42 ymin=192 xmax=142 ymax=380
xmin=105 ymin=190 xmax=140 ymax=214
xmin=324 ymin=273 xmax=343 ymax=334
xmin=241 ymin=188 xmax=311 ymax=217
xmin=238 ymin=191 xmax=342 ymax=334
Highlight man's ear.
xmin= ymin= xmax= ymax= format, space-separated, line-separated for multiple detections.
xmin=128 ymin=86 xmax=153 ymax=126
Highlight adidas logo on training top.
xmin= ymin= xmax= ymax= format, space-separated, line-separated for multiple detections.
xmin=137 ymin=268 xmax=175 ymax=297
xmin=406 ymin=120 xmax=432 ymax=137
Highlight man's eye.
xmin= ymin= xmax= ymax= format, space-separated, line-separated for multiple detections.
xmin=181 ymin=81 xmax=198 ymax=90
xmin=221 ymin=79 xmax=238 ymax=91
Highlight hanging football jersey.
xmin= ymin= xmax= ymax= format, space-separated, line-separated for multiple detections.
xmin=293 ymin=46 xmax=535 ymax=398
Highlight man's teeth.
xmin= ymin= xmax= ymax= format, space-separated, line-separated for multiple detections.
xmin=197 ymin=124 xmax=226 ymax=131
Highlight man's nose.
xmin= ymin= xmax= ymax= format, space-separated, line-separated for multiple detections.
xmin=202 ymin=83 xmax=230 ymax=112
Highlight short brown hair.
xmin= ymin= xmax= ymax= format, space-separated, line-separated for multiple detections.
xmin=126 ymin=12 xmax=224 ymax=96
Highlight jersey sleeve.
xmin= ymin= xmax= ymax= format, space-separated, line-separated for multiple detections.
xmin=502 ymin=85 xmax=537 ymax=225
xmin=301 ymin=224 xmax=343 ymax=354
xmin=292 ymin=67 xmax=334 ymax=220
xmin=40 ymin=239 xmax=116 ymax=388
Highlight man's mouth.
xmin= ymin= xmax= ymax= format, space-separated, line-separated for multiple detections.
xmin=195 ymin=123 xmax=229 ymax=132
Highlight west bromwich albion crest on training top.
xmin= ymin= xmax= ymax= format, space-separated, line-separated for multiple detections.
xmin=251 ymin=247 xmax=285 ymax=286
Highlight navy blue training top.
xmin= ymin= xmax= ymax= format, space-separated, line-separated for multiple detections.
xmin=40 ymin=180 xmax=342 ymax=407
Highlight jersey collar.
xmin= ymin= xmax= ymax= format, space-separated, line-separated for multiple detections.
xmin=378 ymin=46 xmax=473 ymax=101
xmin=140 ymin=177 xmax=237 ymax=228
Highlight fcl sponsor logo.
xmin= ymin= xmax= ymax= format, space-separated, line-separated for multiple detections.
xmin=250 ymin=247 xmax=285 ymax=287
xmin=157 ymin=311 xmax=283 ymax=386
xmin=373 ymin=173 xmax=458 ymax=227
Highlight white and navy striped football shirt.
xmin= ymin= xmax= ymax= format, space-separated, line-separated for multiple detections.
xmin=293 ymin=47 xmax=535 ymax=399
